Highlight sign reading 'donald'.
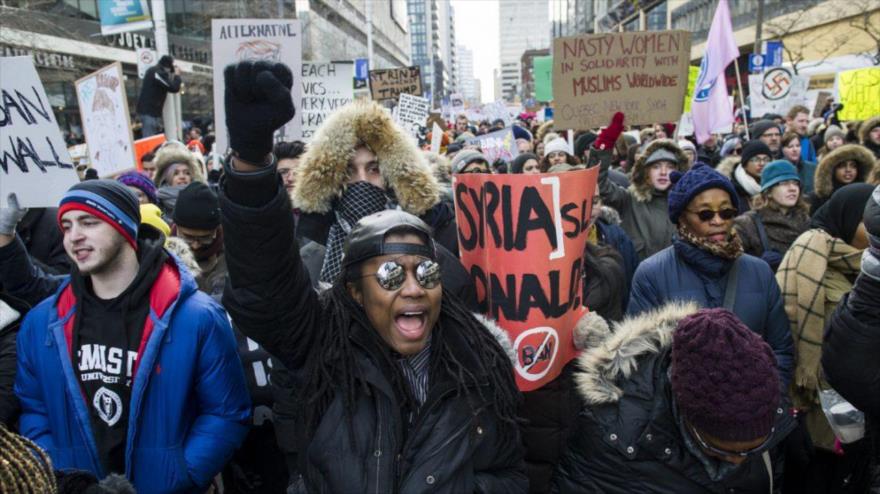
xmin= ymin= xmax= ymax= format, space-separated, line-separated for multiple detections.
xmin=453 ymin=167 xmax=598 ymax=391
xmin=552 ymin=31 xmax=691 ymax=129
xmin=0 ymin=56 xmax=78 ymax=207
xmin=369 ymin=66 xmax=422 ymax=102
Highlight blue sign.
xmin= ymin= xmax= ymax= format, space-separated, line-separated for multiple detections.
xmin=544 ymin=107 xmax=554 ymax=120
xmin=765 ymin=41 xmax=783 ymax=68
xmin=749 ymin=53 xmax=766 ymax=73
xmin=98 ymin=0 xmax=152 ymax=36
xmin=354 ymin=58 xmax=368 ymax=89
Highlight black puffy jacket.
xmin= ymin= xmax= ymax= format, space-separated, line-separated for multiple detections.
xmin=219 ymin=165 xmax=527 ymax=493
xmin=552 ymin=302 xmax=796 ymax=494
xmin=136 ymin=64 xmax=181 ymax=117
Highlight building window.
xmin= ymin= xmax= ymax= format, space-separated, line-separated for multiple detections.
xmin=623 ymin=16 xmax=639 ymax=32
xmin=646 ymin=2 xmax=667 ymax=31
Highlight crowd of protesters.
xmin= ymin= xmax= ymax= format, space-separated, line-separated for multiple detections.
xmin=1 ymin=58 xmax=879 ymax=494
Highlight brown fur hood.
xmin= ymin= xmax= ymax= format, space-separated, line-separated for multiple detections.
xmin=629 ymin=139 xmax=689 ymax=202
xmin=715 ymin=155 xmax=740 ymax=179
xmin=152 ymin=143 xmax=205 ymax=187
xmin=292 ymin=100 xmax=440 ymax=216
xmin=574 ymin=301 xmax=699 ymax=405
xmin=859 ymin=115 xmax=880 ymax=145
xmin=814 ymin=144 xmax=876 ymax=199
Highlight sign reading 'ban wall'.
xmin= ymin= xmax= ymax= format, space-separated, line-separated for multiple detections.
xmin=453 ymin=167 xmax=598 ymax=391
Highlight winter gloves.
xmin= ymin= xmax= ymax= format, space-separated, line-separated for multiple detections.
xmin=862 ymin=185 xmax=880 ymax=281
xmin=224 ymin=60 xmax=295 ymax=164
xmin=0 ymin=195 xmax=27 ymax=236
xmin=593 ymin=112 xmax=625 ymax=151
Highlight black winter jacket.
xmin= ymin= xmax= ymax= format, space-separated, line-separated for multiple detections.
xmin=136 ymin=64 xmax=181 ymax=117
xmin=219 ymin=165 xmax=527 ymax=494
xmin=15 ymin=208 xmax=69 ymax=276
xmin=552 ymin=302 xmax=795 ymax=494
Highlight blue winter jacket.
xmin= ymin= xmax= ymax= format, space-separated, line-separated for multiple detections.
xmin=628 ymin=239 xmax=794 ymax=386
xmin=15 ymin=255 xmax=252 ymax=493
xmin=596 ymin=219 xmax=639 ymax=311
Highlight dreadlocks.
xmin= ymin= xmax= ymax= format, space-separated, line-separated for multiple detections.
xmin=0 ymin=424 xmax=57 ymax=494
xmin=300 ymin=269 xmax=521 ymax=442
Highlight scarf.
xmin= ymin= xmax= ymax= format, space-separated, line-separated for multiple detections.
xmin=319 ymin=182 xmax=392 ymax=283
xmin=677 ymin=223 xmax=744 ymax=262
xmin=775 ymin=229 xmax=862 ymax=396
xmin=734 ymin=164 xmax=762 ymax=196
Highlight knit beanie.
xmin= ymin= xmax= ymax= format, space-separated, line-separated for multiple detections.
xmin=671 ymin=308 xmax=780 ymax=442
xmin=574 ymin=131 xmax=598 ymax=159
xmin=512 ymin=125 xmax=533 ymax=143
xmin=749 ymin=120 xmax=780 ymax=140
xmin=117 ymin=171 xmax=158 ymax=205
xmin=57 ymin=180 xmax=141 ymax=249
xmin=677 ymin=139 xmax=696 ymax=154
xmin=823 ymin=125 xmax=845 ymax=144
xmin=544 ymin=137 xmax=571 ymax=156
xmin=172 ymin=182 xmax=220 ymax=230
xmin=668 ymin=163 xmax=740 ymax=224
xmin=760 ymin=160 xmax=801 ymax=192
xmin=450 ymin=149 xmax=488 ymax=174
xmin=740 ymin=140 xmax=772 ymax=166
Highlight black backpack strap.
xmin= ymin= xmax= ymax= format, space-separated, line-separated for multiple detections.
xmin=723 ymin=257 xmax=741 ymax=310
xmin=754 ymin=213 xmax=771 ymax=255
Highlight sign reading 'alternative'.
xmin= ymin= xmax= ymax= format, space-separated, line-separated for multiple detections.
xmin=453 ymin=167 xmax=598 ymax=391
xmin=552 ymin=31 xmax=691 ymax=129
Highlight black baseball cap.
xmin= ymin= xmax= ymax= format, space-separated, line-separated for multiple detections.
xmin=342 ymin=210 xmax=436 ymax=268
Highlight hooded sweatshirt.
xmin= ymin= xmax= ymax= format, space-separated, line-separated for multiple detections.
xmin=70 ymin=233 xmax=167 ymax=474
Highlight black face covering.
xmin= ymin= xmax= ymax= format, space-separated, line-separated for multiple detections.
xmin=319 ymin=181 xmax=390 ymax=283
xmin=811 ymin=183 xmax=874 ymax=244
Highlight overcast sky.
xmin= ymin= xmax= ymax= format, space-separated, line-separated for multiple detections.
xmin=451 ymin=0 xmax=500 ymax=103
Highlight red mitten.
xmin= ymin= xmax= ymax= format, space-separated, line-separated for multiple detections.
xmin=594 ymin=112 xmax=625 ymax=150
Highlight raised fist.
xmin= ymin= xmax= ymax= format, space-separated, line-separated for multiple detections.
xmin=224 ymin=60 xmax=295 ymax=164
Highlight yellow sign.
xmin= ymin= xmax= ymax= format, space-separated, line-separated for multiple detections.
xmin=683 ymin=65 xmax=700 ymax=113
xmin=837 ymin=67 xmax=880 ymax=121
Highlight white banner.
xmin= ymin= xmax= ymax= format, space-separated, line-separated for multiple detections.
xmin=301 ymin=61 xmax=353 ymax=141
xmin=748 ymin=67 xmax=810 ymax=117
xmin=212 ymin=19 xmax=302 ymax=153
xmin=75 ymin=62 xmax=136 ymax=177
xmin=395 ymin=93 xmax=430 ymax=136
xmin=0 ymin=56 xmax=78 ymax=207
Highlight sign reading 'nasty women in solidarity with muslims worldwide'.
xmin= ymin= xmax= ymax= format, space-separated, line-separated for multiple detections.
xmin=368 ymin=66 xmax=422 ymax=102
xmin=0 ymin=56 xmax=78 ymax=207
xmin=552 ymin=31 xmax=691 ymax=129
xmin=453 ymin=167 xmax=598 ymax=392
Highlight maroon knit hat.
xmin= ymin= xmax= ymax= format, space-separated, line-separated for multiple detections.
xmin=671 ymin=308 xmax=780 ymax=442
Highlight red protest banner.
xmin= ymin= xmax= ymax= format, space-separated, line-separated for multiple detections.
xmin=453 ymin=167 xmax=598 ymax=391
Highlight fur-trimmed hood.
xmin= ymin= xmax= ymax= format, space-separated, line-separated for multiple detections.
xmin=292 ymin=100 xmax=440 ymax=216
xmin=574 ymin=301 xmax=700 ymax=405
xmin=152 ymin=143 xmax=205 ymax=187
xmin=715 ymin=155 xmax=740 ymax=179
xmin=471 ymin=313 xmax=516 ymax=365
xmin=859 ymin=115 xmax=880 ymax=145
xmin=629 ymin=139 xmax=689 ymax=202
xmin=813 ymin=144 xmax=875 ymax=198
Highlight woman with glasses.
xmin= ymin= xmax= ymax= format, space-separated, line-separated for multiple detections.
xmin=552 ymin=306 xmax=794 ymax=493
xmin=627 ymin=163 xmax=794 ymax=386
xmin=732 ymin=160 xmax=811 ymax=272
xmin=780 ymin=131 xmax=818 ymax=196
xmin=776 ymin=183 xmax=875 ymax=492
xmin=807 ymin=143 xmax=875 ymax=214
xmin=725 ymin=140 xmax=773 ymax=214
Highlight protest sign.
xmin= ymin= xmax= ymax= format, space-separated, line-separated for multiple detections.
xmin=0 ymin=56 xmax=77 ymax=207
xmin=552 ymin=31 xmax=691 ymax=129
xmin=748 ymin=67 xmax=809 ymax=116
xmin=683 ymin=65 xmax=700 ymax=113
xmin=430 ymin=122 xmax=443 ymax=154
xmin=212 ymin=19 xmax=302 ymax=152
xmin=468 ymin=128 xmax=518 ymax=164
xmin=98 ymin=0 xmax=152 ymax=35
xmin=301 ymin=61 xmax=353 ymax=140
xmin=395 ymin=93 xmax=430 ymax=135
xmin=482 ymin=100 xmax=513 ymax=126
xmin=369 ymin=66 xmax=422 ymax=102
xmin=453 ymin=167 xmax=598 ymax=391
xmin=810 ymin=91 xmax=833 ymax=118
xmin=75 ymin=62 xmax=136 ymax=177
xmin=134 ymin=133 xmax=165 ymax=170
xmin=837 ymin=67 xmax=880 ymax=121
xmin=136 ymin=47 xmax=157 ymax=79
xmin=533 ymin=56 xmax=553 ymax=102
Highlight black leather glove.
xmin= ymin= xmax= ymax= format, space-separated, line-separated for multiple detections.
xmin=224 ymin=60 xmax=295 ymax=164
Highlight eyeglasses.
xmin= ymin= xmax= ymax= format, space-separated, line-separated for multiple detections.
xmin=360 ymin=259 xmax=442 ymax=291
xmin=748 ymin=156 xmax=772 ymax=165
xmin=686 ymin=208 xmax=738 ymax=222
xmin=689 ymin=423 xmax=774 ymax=458
xmin=178 ymin=230 xmax=217 ymax=245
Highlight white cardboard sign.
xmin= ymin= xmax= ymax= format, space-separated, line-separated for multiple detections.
xmin=212 ymin=19 xmax=302 ymax=153
xmin=75 ymin=62 xmax=137 ymax=178
xmin=0 ymin=56 xmax=78 ymax=207
xmin=301 ymin=61 xmax=353 ymax=141
xmin=748 ymin=68 xmax=810 ymax=117
xmin=395 ymin=93 xmax=430 ymax=136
